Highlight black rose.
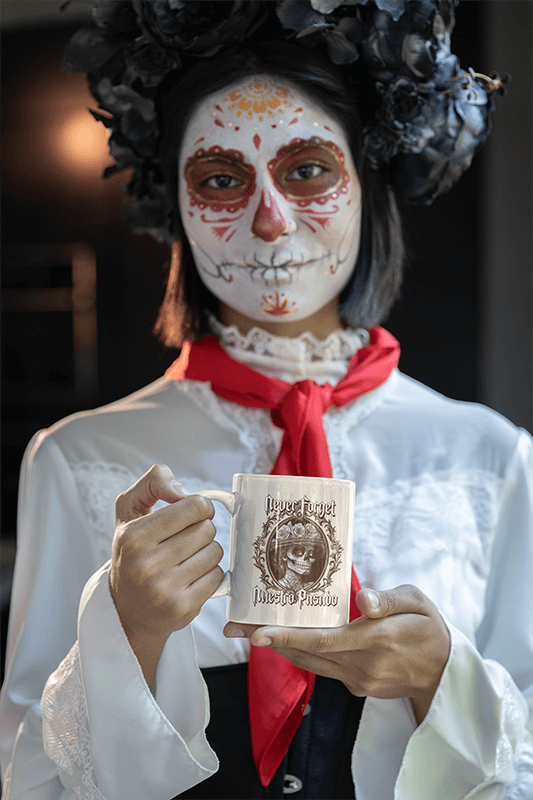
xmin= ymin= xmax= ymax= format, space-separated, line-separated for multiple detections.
xmin=363 ymin=123 xmax=398 ymax=168
xmin=278 ymin=0 xmax=362 ymax=65
xmin=94 ymin=0 xmax=139 ymax=34
xmin=135 ymin=0 xmax=266 ymax=58
xmin=381 ymin=76 xmax=421 ymax=126
xmin=126 ymin=37 xmax=180 ymax=88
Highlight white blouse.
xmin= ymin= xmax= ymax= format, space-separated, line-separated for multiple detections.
xmin=1 ymin=326 xmax=532 ymax=800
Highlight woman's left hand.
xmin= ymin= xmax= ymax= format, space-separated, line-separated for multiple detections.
xmin=224 ymin=584 xmax=451 ymax=724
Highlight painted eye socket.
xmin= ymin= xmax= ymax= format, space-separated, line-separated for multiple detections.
xmin=205 ymin=174 xmax=243 ymax=189
xmin=185 ymin=153 xmax=255 ymax=204
xmin=287 ymin=164 xmax=326 ymax=181
xmin=271 ymin=145 xmax=344 ymax=199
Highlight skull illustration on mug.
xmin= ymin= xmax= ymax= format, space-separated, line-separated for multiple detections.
xmin=269 ymin=521 xmax=328 ymax=591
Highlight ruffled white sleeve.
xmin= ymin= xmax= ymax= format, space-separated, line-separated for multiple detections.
xmin=353 ymin=429 xmax=533 ymax=800
xmin=41 ymin=564 xmax=217 ymax=800
xmin=0 ymin=431 xmax=217 ymax=799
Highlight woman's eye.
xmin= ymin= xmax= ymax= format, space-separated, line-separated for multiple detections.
xmin=205 ymin=175 xmax=242 ymax=189
xmin=287 ymin=164 xmax=325 ymax=181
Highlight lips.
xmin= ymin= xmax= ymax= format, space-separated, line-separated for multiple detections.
xmin=218 ymin=250 xmax=332 ymax=286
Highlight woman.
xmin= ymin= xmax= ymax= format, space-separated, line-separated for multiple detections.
xmin=1 ymin=2 xmax=532 ymax=799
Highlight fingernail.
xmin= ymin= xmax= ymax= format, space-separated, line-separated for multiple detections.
xmin=226 ymin=627 xmax=245 ymax=638
xmin=253 ymin=635 xmax=272 ymax=647
xmin=365 ymin=590 xmax=380 ymax=610
xmin=171 ymin=480 xmax=191 ymax=496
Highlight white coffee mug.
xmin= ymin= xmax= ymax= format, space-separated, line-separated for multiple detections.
xmin=198 ymin=474 xmax=355 ymax=627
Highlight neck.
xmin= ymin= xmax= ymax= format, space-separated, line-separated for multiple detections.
xmin=219 ymin=298 xmax=344 ymax=340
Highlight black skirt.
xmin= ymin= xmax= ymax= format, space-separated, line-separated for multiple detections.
xmin=177 ymin=662 xmax=365 ymax=800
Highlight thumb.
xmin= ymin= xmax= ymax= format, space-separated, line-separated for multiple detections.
xmin=115 ymin=463 xmax=191 ymax=522
xmin=356 ymin=585 xmax=429 ymax=619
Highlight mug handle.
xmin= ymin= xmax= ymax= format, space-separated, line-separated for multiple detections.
xmin=196 ymin=489 xmax=236 ymax=598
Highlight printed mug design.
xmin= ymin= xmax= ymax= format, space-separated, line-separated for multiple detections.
xmin=252 ymin=494 xmax=343 ymax=608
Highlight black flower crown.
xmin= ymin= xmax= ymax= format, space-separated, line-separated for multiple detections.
xmin=63 ymin=0 xmax=507 ymax=244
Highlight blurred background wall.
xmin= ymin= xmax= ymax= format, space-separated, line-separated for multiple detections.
xmin=1 ymin=1 xmax=532 ymax=675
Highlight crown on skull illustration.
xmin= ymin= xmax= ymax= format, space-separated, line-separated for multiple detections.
xmin=272 ymin=521 xmax=326 ymax=551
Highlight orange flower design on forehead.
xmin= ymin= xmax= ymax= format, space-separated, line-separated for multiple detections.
xmin=220 ymin=80 xmax=298 ymax=122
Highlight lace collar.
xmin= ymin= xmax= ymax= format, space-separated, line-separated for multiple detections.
xmin=209 ymin=315 xmax=370 ymax=386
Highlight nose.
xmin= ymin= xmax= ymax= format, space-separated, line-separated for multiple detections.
xmin=251 ymin=190 xmax=293 ymax=242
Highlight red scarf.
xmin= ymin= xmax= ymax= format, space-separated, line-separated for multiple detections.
xmin=166 ymin=325 xmax=400 ymax=786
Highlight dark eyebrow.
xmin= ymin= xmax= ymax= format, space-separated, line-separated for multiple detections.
xmin=186 ymin=146 xmax=248 ymax=166
xmin=270 ymin=136 xmax=346 ymax=164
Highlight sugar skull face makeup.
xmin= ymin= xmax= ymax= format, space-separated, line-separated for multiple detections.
xmin=179 ymin=78 xmax=362 ymax=323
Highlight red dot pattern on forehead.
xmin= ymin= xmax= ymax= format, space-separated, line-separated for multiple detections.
xmin=219 ymin=81 xmax=296 ymax=122
xmin=253 ymin=134 xmax=261 ymax=150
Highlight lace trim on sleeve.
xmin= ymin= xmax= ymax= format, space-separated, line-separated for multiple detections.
xmin=497 ymin=676 xmax=527 ymax=776
xmin=502 ymin=736 xmax=533 ymax=800
xmin=42 ymin=642 xmax=105 ymax=800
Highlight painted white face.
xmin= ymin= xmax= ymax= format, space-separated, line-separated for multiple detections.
xmin=178 ymin=77 xmax=362 ymax=322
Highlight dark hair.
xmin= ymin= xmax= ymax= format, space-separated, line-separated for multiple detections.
xmin=155 ymin=41 xmax=404 ymax=346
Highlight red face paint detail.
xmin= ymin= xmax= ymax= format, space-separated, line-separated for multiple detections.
xmin=214 ymin=118 xmax=224 ymax=127
xmin=185 ymin=146 xmax=256 ymax=213
xmin=194 ymin=137 xmax=205 ymax=145
xmin=300 ymin=205 xmax=340 ymax=216
xmin=310 ymin=216 xmax=331 ymax=230
xmin=330 ymin=264 xmax=337 ymax=274
xmin=288 ymin=118 xmax=299 ymax=126
xmin=300 ymin=219 xmax=317 ymax=233
xmin=226 ymin=229 xmax=237 ymax=242
xmin=188 ymin=211 xmax=194 ymax=217
xmin=297 ymin=205 xmax=340 ymax=230
xmin=212 ymin=226 xmax=231 ymax=240
xmin=347 ymin=198 xmax=352 ymax=205
xmin=324 ymin=126 xmax=334 ymax=132
xmin=251 ymin=191 xmax=288 ymax=242
xmin=267 ymin=137 xmax=349 ymax=206
xmin=215 ymin=105 xmax=224 ymax=113
xmin=294 ymin=108 xmax=303 ymax=112
xmin=253 ymin=133 xmax=261 ymax=150
xmin=260 ymin=291 xmax=297 ymax=316
xmin=200 ymin=213 xmax=244 ymax=223
xmin=271 ymin=125 xmax=277 ymax=128
xmin=235 ymin=126 xmax=240 ymax=130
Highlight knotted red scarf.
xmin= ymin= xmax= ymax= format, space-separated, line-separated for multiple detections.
xmin=166 ymin=325 xmax=400 ymax=786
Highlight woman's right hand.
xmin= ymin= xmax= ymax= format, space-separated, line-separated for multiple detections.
xmin=109 ymin=464 xmax=224 ymax=687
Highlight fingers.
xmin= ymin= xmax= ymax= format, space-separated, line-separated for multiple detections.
xmin=116 ymin=464 xmax=192 ymax=521
xmin=224 ymin=622 xmax=264 ymax=639
xmin=146 ymin=499 xmax=216 ymax=546
xmin=117 ymin=488 xmax=215 ymax=549
xmin=355 ymin=584 xmax=430 ymax=619
xmin=225 ymin=621 xmax=360 ymax=654
xmin=177 ymin=539 xmax=224 ymax=585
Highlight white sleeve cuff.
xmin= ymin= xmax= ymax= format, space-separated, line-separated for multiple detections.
xmin=352 ymin=620 xmax=531 ymax=800
xmin=396 ymin=619 xmax=530 ymax=799
xmin=42 ymin=563 xmax=218 ymax=800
